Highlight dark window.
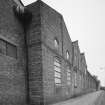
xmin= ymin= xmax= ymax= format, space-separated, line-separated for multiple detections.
xmin=0 ymin=39 xmax=17 ymax=59
xmin=7 ymin=42 xmax=17 ymax=59
xmin=55 ymin=85 xmax=62 ymax=94
xmin=0 ymin=39 xmax=6 ymax=55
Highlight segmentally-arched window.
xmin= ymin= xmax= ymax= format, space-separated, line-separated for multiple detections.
xmin=54 ymin=38 xmax=59 ymax=49
xmin=66 ymin=51 xmax=70 ymax=60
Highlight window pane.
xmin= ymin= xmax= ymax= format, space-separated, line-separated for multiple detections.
xmin=7 ymin=43 xmax=17 ymax=58
xmin=55 ymin=71 xmax=61 ymax=78
xmin=54 ymin=57 xmax=61 ymax=86
xmin=54 ymin=57 xmax=60 ymax=63
xmin=55 ymin=84 xmax=62 ymax=94
xmin=55 ymin=78 xmax=61 ymax=84
xmin=0 ymin=39 xmax=6 ymax=54
xmin=54 ymin=61 xmax=60 ymax=67
xmin=54 ymin=66 xmax=61 ymax=72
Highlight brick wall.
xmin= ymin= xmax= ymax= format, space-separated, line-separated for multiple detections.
xmin=0 ymin=0 xmax=99 ymax=105
xmin=0 ymin=0 xmax=26 ymax=105
xmin=26 ymin=1 xmax=99 ymax=104
xmin=40 ymin=1 xmax=73 ymax=104
xmin=26 ymin=1 xmax=43 ymax=105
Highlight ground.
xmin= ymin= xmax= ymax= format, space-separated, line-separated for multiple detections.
xmin=51 ymin=90 xmax=105 ymax=105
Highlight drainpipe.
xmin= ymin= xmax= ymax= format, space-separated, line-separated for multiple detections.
xmin=13 ymin=0 xmax=32 ymax=104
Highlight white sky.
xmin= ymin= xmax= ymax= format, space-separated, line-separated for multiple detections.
xmin=21 ymin=0 xmax=105 ymax=86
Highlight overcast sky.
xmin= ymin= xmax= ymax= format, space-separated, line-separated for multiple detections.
xmin=21 ymin=0 xmax=105 ymax=86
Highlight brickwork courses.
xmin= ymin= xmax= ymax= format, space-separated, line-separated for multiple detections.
xmin=0 ymin=0 xmax=100 ymax=105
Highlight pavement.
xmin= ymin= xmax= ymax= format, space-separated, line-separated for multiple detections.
xmin=51 ymin=90 xmax=105 ymax=105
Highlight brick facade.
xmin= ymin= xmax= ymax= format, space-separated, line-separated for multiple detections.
xmin=0 ymin=0 xmax=26 ymax=105
xmin=0 ymin=0 xmax=100 ymax=105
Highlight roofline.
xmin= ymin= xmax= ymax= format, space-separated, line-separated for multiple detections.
xmin=72 ymin=40 xmax=78 ymax=44
xmin=12 ymin=0 xmax=24 ymax=6
xmin=25 ymin=0 xmax=62 ymax=17
xmin=19 ymin=0 xmax=24 ymax=6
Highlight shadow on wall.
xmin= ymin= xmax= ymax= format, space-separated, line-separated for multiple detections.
xmin=13 ymin=5 xmax=32 ymax=30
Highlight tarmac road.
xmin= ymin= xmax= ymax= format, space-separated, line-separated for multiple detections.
xmin=51 ymin=90 xmax=105 ymax=105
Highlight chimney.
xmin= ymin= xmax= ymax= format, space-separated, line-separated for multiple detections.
xmin=13 ymin=0 xmax=24 ymax=13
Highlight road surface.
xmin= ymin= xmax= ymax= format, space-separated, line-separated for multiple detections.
xmin=51 ymin=91 xmax=105 ymax=105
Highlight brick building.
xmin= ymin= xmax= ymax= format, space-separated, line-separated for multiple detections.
xmin=0 ymin=0 xmax=100 ymax=105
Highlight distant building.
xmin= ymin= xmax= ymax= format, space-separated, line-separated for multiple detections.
xmin=100 ymin=86 xmax=105 ymax=91
xmin=0 ymin=0 xmax=99 ymax=105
